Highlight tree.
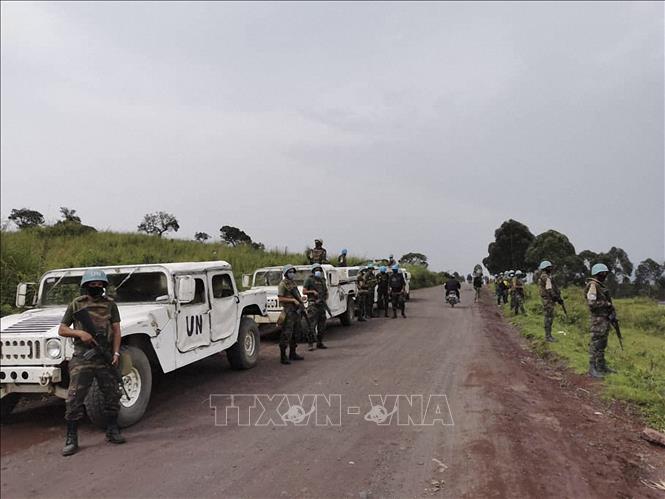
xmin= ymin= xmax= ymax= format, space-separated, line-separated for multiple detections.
xmin=634 ymin=258 xmax=664 ymax=297
xmin=8 ymin=208 xmax=45 ymax=229
xmin=137 ymin=212 xmax=180 ymax=237
xmin=524 ymin=230 xmax=585 ymax=286
xmin=482 ymin=219 xmax=535 ymax=274
xmin=399 ymin=252 xmax=428 ymax=267
xmin=578 ymin=247 xmax=634 ymax=296
xmin=219 ymin=225 xmax=252 ymax=246
xmin=194 ymin=232 xmax=210 ymax=243
xmin=59 ymin=207 xmax=81 ymax=223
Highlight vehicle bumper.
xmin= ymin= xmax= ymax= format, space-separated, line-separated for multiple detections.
xmin=1 ymin=366 xmax=63 ymax=397
xmin=253 ymin=311 xmax=281 ymax=324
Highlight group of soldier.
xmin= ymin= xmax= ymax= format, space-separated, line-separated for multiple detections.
xmin=276 ymin=239 xmax=407 ymax=365
xmin=493 ymin=260 xmax=621 ymax=379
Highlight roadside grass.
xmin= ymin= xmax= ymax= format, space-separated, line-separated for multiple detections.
xmin=1 ymin=230 xmax=441 ymax=315
xmin=500 ymin=284 xmax=665 ymax=431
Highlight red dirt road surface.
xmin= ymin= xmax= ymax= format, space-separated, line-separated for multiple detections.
xmin=1 ymin=286 xmax=664 ymax=498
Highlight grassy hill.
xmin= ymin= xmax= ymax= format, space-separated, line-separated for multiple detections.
xmin=0 ymin=229 xmax=444 ymax=315
xmin=501 ymin=284 xmax=665 ymax=430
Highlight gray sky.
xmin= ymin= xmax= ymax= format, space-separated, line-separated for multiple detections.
xmin=1 ymin=1 xmax=663 ymax=273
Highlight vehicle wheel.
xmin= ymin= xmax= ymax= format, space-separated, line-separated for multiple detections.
xmin=339 ymin=296 xmax=355 ymax=326
xmin=227 ymin=317 xmax=260 ymax=370
xmin=85 ymin=345 xmax=152 ymax=429
xmin=1 ymin=393 xmax=21 ymax=419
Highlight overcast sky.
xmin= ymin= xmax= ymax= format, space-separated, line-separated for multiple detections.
xmin=1 ymin=1 xmax=663 ymax=272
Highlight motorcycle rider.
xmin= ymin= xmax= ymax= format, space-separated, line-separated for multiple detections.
xmin=444 ymin=276 xmax=461 ymax=301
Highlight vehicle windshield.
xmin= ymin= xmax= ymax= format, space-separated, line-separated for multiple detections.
xmin=253 ymin=269 xmax=310 ymax=287
xmin=41 ymin=271 xmax=169 ymax=306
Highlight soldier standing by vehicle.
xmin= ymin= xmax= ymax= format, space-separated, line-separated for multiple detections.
xmin=277 ymin=265 xmax=306 ymax=364
xmin=307 ymin=239 xmax=328 ymax=264
xmin=365 ymin=264 xmax=377 ymax=318
xmin=585 ymin=263 xmax=617 ymax=378
xmin=511 ymin=271 xmax=527 ymax=315
xmin=538 ymin=260 xmax=563 ymax=343
xmin=58 ymin=269 xmax=125 ymax=456
xmin=303 ymin=264 xmax=328 ymax=350
xmin=389 ymin=265 xmax=407 ymax=318
xmin=387 ymin=254 xmax=396 ymax=267
xmin=337 ymin=248 xmax=348 ymax=267
xmin=376 ymin=266 xmax=391 ymax=317
xmin=356 ymin=267 xmax=370 ymax=322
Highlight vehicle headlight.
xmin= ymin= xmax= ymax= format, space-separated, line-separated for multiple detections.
xmin=45 ymin=338 xmax=62 ymax=359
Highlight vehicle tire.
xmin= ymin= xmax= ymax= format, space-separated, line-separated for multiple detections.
xmin=85 ymin=345 xmax=152 ymax=429
xmin=1 ymin=393 xmax=20 ymax=419
xmin=339 ymin=296 xmax=355 ymax=326
xmin=227 ymin=317 xmax=260 ymax=370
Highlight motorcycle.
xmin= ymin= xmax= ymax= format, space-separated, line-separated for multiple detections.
xmin=445 ymin=291 xmax=459 ymax=308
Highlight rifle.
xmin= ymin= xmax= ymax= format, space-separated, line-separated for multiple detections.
xmin=286 ymin=285 xmax=313 ymax=334
xmin=73 ymin=308 xmax=129 ymax=399
xmin=558 ymin=299 xmax=568 ymax=317
xmin=609 ymin=308 xmax=624 ymax=351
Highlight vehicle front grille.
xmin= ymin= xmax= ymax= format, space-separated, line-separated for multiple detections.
xmin=0 ymin=338 xmax=41 ymax=362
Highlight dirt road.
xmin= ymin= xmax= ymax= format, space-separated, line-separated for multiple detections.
xmin=1 ymin=286 xmax=663 ymax=498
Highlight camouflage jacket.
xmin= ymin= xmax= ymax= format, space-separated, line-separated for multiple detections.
xmin=61 ymin=295 xmax=120 ymax=354
xmin=337 ymin=254 xmax=347 ymax=267
xmin=538 ymin=272 xmax=560 ymax=303
xmin=308 ymin=247 xmax=328 ymax=264
xmin=278 ymin=278 xmax=302 ymax=312
xmin=375 ymin=272 xmax=390 ymax=290
xmin=303 ymin=275 xmax=328 ymax=304
xmin=512 ymin=277 xmax=524 ymax=290
xmin=585 ymin=278 xmax=613 ymax=317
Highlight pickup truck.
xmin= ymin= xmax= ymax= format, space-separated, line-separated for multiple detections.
xmin=242 ymin=264 xmax=357 ymax=328
xmin=1 ymin=261 xmax=267 ymax=427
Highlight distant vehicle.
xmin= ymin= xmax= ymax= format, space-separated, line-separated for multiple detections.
xmin=1 ymin=261 xmax=267 ymax=426
xmin=445 ymin=292 xmax=460 ymax=308
xmin=243 ymin=264 xmax=357 ymax=328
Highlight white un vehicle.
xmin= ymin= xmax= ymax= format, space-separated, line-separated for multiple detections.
xmin=243 ymin=264 xmax=357 ymax=329
xmin=1 ymin=261 xmax=267 ymax=427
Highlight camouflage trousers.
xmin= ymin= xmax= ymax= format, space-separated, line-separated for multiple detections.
xmin=65 ymin=355 xmax=121 ymax=422
xmin=391 ymin=291 xmax=405 ymax=315
xmin=589 ymin=316 xmax=610 ymax=366
xmin=377 ymin=287 xmax=390 ymax=314
xmin=280 ymin=309 xmax=301 ymax=349
xmin=307 ymin=304 xmax=327 ymax=343
xmin=542 ymin=300 xmax=555 ymax=336
xmin=512 ymin=290 xmax=526 ymax=314
xmin=357 ymin=291 xmax=369 ymax=320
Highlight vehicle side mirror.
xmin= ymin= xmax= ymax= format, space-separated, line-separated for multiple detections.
xmin=242 ymin=274 xmax=251 ymax=288
xmin=176 ymin=276 xmax=196 ymax=304
xmin=16 ymin=282 xmax=36 ymax=308
xmin=328 ymin=273 xmax=339 ymax=286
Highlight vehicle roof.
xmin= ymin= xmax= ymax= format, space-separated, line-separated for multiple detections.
xmin=254 ymin=264 xmax=337 ymax=272
xmin=44 ymin=261 xmax=232 ymax=275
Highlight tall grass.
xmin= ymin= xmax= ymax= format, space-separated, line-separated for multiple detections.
xmin=1 ymin=230 xmax=441 ymax=315
xmin=501 ymin=284 xmax=665 ymax=430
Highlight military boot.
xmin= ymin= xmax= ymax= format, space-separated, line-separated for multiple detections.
xmin=308 ymin=342 xmax=315 ymax=351
xmin=401 ymin=309 xmax=406 ymax=318
xmin=106 ymin=418 xmax=126 ymax=444
xmin=316 ymin=336 xmax=327 ymax=349
xmin=62 ymin=421 xmax=79 ymax=456
xmin=598 ymin=359 xmax=616 ymax=374
xmin=280 ymin=346 xmax=290 ymax=365
xmin=588 ymin=361 xmax=604 ymax=378
xmin=289 ymin=347 xmax=304 ymax=361
xmin=545 ymin=327 xmax=557 ymax=342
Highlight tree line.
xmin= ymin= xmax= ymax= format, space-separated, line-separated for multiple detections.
xmin=482 ymin=219 xmax=665 ymax=299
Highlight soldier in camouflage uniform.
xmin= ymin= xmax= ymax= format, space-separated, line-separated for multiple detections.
xmin=356 ymin=267 xmax=371 ymax=322
xmin=585 ymin=263 xmax=616 ymax=378
xmin=389 ymin=265 xmax=407 ymax=318
xmin=337 ymin=248 xmax=348 ymax=267
xmin=376 ymin=266 xmax=391 ymax=317
xmin=58 ymin=269 xmax=125 ymax=456
xmin=303 ymin=264 xmax=328 ymax=350
xmin=307 ymin=239 xmax=328 ymax=264
xmin=365 ymin=264 xmax=377 ymax=318
xmin=538 ymin=260 xmax=563 ymax=343
xmin=511 ymin=270 xmax=527 ymax=315
xmin=277 ymin=265 xmax=305 ymax=364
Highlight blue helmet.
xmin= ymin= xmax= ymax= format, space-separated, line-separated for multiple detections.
xmin=311 ymin=263 xmax=323 ymax=272
xmin=379 ymin=266 xmax=387 ymax=273
xmin=282 ymin=264 xmax=296 ymax=276
xmin=391 ymin=264 xmax=399 ymax=272
xmin=591 ymin=263 xmax=609 ymax=276
xmin=538 ymin=260 xmax=553 ymax=271
xmin=341 ymin=248 xmax=348 ymax=255
xmin=81 ymin=269 xmax=108 ymax=286
xmin=367 ymin=264 xmax=375 ymax=270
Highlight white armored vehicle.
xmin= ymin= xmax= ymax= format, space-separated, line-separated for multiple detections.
xmin=242 ymin=264 xmax=357 ymax=328
xmin=1 ymin=261 xmax=267 ymax=427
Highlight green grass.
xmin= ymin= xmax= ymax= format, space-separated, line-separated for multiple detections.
xmin=0 ymin=229 xmax=442 ymax=315
xmin=500 ymin=284 xmax=665 ymax=431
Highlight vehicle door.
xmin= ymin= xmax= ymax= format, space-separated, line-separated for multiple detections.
xmin=208 ymin=271 xmax=239 ymax=341
xmin=325 ymin=270 xmax=344 ymax=316
xmin=175 ymin=274 xmax=212 ymax=352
